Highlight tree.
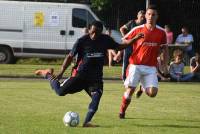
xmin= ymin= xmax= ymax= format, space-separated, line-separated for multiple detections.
xmin=90 ymin=0 xmax=112 ymax=11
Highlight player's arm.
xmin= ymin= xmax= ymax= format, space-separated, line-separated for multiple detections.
xmin=54 ymin=39 xmax=80 ymax=80
xmin=120 ymin=25 xmax=128 ymax=37
xmin=117 ymin=33 xmax=144 ymax=50
xmin=54 ymin=54 xmax=73 ymax=80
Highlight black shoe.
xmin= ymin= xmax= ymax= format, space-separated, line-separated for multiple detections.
xmin=135 ymin=85 xmax=143 ymax=98
xmin=83 ymin=122 xmax=99 ymax=127
xmin=119 ymin=113 xmax=125 ymax=119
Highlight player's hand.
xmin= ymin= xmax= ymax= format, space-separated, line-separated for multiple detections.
xmin=134 ymin=33 xmax=144 ymax=40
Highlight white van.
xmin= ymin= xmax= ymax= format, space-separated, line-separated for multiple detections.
xmin=0 ymin=1 xmax=101 ymax=63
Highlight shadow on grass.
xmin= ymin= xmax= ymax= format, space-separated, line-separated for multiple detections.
xmin=118 ymin=117 xmax=200 ymax=128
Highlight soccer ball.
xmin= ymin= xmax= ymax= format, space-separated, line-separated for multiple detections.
xmin=63 ymin=111 xmax=79 ymax=127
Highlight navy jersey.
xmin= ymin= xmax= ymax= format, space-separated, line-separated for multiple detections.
xmin=70 ymin=34 xmax=119 ymax=80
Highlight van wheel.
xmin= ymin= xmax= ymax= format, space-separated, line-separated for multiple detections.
xmin=0 ymin=47 xmax=15 ymax=64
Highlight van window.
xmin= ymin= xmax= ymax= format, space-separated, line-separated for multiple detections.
xmin=72 ymin=8 xmax=96 ymax=28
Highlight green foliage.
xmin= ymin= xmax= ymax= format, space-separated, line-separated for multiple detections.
xmin=91 ymin=0 xmax=111 ymax=11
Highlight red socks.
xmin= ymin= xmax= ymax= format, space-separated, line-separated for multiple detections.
xmin=120 ymin=95 xmax=131 ymax=114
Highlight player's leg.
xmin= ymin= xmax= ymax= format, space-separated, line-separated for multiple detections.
xmin=119 ymin=87 xmax=135 ymax=119
xmin=83 ymin=82 xmax=103 ymax=127
xmin=135 ymin=85 xmax=145 ymax=98
xmin=35 ymin=68 xmax=85 ymax=96
xmin=119 ymin=64 xmax=140 ymax=119
xmin=140 ymin=66 xmax=158 ymax=97
xmin=55 ymin=76 xmax=86 ymax=96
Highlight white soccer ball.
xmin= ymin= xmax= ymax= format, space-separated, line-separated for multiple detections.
xmin=63 ymin=111 xmax=79 ymax=127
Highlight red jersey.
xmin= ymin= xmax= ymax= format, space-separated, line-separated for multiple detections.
xmin=124 ymin=24 xmax=166 ymax=67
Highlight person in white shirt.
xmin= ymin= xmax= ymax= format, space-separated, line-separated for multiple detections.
xmin=175 ymin=26 xmax=194 ymax=58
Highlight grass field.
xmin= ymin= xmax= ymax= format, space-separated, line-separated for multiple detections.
xmin=0 ymin=79 xmax=200 ymax=134
xmin=0 ymin=64 xmax=121 ymax=79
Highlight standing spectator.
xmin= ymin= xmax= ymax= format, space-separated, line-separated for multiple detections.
xmin=118 ymin=5 xmax=169 ymax=119
xmin=164 ymin=25 xmax=173 ymax=44
xmin=119 ymin=10 xmax=145 ymax=81
xmin=175 ymin=26 xmax=194 ymax=58
xmin=169 ymin=49 xmax=194 ymax=82
xmin=190 ymin=51 xmax=200 ymax=81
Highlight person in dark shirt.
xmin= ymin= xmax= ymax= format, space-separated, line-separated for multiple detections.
xmin=119 ymin=10 xmax=145 ymax=81
xmin=35 ymin=21 xmax=144 ymax=127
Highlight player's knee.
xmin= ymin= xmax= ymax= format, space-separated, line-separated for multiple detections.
xmin=147 ymin=87 xmax=158 ymax=97
xmin=55 ymin=87 xmax=66 ymax=96
xmin=57 ymin=92 xmax=65 ymax=96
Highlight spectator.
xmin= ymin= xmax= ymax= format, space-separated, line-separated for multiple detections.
xmin=190 ymin=51 xmax=200 ymax=81
xmin=157 ymin=52 xmax=170 ymax=81
xmin=164 ymin=25 xmax=173 ymax=44
xmin=175 ymin=26 xmax=194 ymax=58
xmin=169 ymin=49 xmax=194 ymax=82
xmin=106 ymin=28 xmax=121 ymax=67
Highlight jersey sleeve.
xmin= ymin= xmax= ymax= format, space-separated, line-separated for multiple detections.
xmin=123 ymin=28 xmax=137 ymax=40
xmin=105 ymin=35 xmax=120 ymax=49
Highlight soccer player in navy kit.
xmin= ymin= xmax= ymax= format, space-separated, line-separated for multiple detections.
xmin=35 ymin=21 xmax=144 ymax=127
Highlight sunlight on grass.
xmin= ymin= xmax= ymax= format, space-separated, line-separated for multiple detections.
xmin=0 ymin=79 xmax=199 ymax=134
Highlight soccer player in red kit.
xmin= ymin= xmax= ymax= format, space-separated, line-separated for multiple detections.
xmin=119 ymin=5 xmax=169 ymax=119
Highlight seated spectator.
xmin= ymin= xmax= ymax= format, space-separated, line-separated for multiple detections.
xmin=106 ymin=28 xmax=121 ymax=67
xmin=157 ymin=52 xmax=170 ymax=81
xmin=190 ymin=51 xmax=200 ymax=81
xmin=169 ymin=49 xmax=194 ymax=82
xmin=175 ymin=26 xmax=194 ymax=58
xmin=164 ymin=25 xmax=174 ymax=44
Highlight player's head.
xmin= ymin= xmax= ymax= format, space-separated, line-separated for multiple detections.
xmin=137 ymin=10 xmax=145 ymax=24
xmin=145 ymin=4 xmax=158 ymax=25
xmin=89 ymin=21 xmax=103 ymax=40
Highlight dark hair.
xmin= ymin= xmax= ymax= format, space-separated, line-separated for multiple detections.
xmin=147 ymin=4 xmax=158 ymax=11
xmin=182 ymin=26 xmax=189 ymax=32
xmin=91 ymin=21 xmax=103 ymax=32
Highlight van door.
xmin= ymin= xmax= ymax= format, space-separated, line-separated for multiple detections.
xmin=23 ymin=5 xmax=68 ymax=57
xmin=66 ymin=8 xmax=97 ymax=50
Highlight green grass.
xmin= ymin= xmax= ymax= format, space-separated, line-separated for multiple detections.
xmin=0 ymin=64 xmax=189 ymax=79
xmin=0 ymin=79 xmax=200 ymax=134
xmin=0 ymin=64 xmax=122 ymax=78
